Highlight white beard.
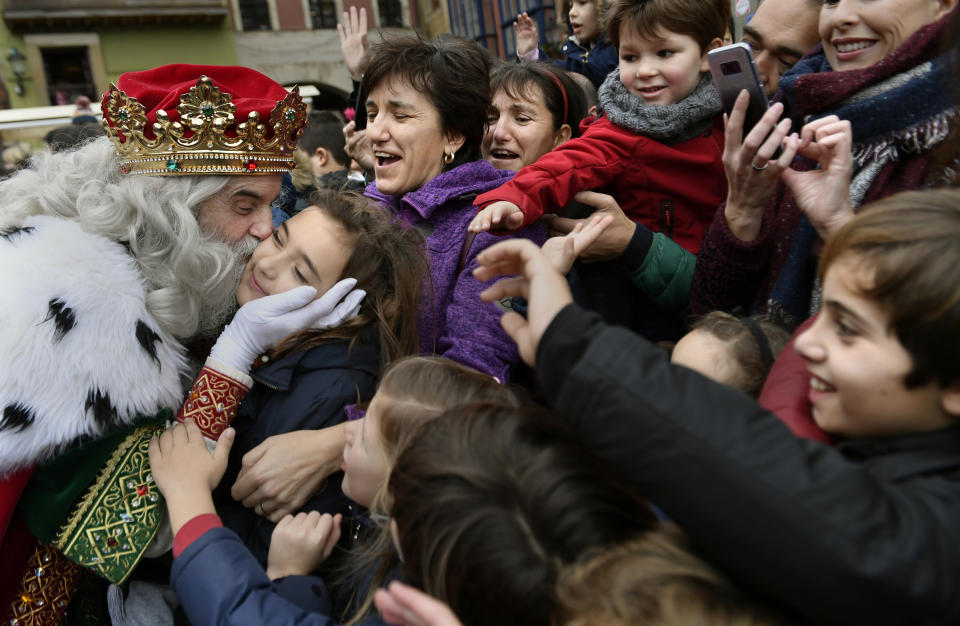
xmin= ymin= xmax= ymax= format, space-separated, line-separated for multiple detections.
xmin=194 ymin=234 xmax=259 ymax=341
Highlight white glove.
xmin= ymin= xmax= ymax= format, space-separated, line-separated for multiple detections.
xmin=210 ymin=279 xmax=366 ymax=373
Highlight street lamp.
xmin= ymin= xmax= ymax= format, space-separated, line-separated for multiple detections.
xmin=7 ymin=48 xmax=26 ymax=97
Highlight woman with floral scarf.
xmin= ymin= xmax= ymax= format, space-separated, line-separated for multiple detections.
xmin=690 ymin=0 xmax=959 ymax=325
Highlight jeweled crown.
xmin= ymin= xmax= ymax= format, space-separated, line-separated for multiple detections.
xmin=102 ymin=75 xmax=305 ymax=176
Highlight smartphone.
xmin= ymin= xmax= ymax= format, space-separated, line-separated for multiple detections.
xmin=707 ymin=42 xmax=777 ymax=152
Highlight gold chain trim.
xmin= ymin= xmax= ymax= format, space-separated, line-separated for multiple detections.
xmin=7 ymin=542 xmax=80 ymax=626
xmin=53 ymin=423 xmax=166 ymax=584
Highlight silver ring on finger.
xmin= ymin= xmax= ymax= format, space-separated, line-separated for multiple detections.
xmin=256 ymin=502 xmax=265 ymax=516
xmin=751 ymin=161 xmax=769 ymax=171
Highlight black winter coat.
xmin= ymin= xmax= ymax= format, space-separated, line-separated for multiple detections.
xmin=538 ymin=304 xmax=960 ymax=626
xmin=214 ymin=334 xmax=380 ymax=566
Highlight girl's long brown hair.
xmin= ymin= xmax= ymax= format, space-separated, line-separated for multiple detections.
xmin=343 ymin=357 xmax=518 ymax=624
xmin=267 ymin=190 xmax=426 ymax=371
xmin=388 ymin=404 xmax=654 ymax=626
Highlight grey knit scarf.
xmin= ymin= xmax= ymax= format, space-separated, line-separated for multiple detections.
xmin=597 ymin=71 xmax=721 ymax=145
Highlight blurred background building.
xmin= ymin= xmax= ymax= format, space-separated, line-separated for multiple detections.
xmin=0 ymin=0 xmax=757 ymax=146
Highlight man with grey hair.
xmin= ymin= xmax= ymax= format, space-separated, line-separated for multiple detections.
xmin=0 ymin=64 xmax=356 ymax=624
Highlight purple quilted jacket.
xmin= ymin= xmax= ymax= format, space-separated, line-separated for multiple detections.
xmin=366 ymin=160 xmax=546 ymax=382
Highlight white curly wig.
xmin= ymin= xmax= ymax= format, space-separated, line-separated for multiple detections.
xmin=0 ymin=137 xmax=240 ymax=341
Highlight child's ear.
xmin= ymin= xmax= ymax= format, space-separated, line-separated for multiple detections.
xmin=552 ymin=124 xmax=572 ymax=148
xmin=939 ymin=381 xmax=960 ymax=418
xmin=314 ymin=146 xmax=329 ymax=167
xmin=700 ymin=37 xmax=724 ymax=73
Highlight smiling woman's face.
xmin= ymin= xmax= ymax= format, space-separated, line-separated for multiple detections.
xmin=234 ymin=207 xmax=353 ymax=306
xmin=483 ymin=86 xmax=563 ymax=172
xmin=818 ymin=0 xmax=955 ymax=71
xmin=365 ymin=78 xmax=464 ymax=196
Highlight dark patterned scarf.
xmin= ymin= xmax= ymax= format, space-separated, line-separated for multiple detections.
xmin=768 ymin=10 xmax=958 ymax=324
xmin=779 ymin=12 xmax=958 ymax=206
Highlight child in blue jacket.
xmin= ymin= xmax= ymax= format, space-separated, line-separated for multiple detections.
xmin=513 ymin=0 xmax=617 ymax=89
xmin=152 ymin=357 xmax=515 ymax=625
xmin=183 ymin=189 xmax=424 ymax=568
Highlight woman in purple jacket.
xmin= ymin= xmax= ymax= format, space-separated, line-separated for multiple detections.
xmin=224 ymin=34 xmax=546 ymax=527
xmin=361 ymin=34 xmax=546 ymax=383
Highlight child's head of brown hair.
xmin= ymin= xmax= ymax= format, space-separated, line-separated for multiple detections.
xmin=556 ymin=0 xmax=606 ymax=25
xmin=266 ymin=190 xmax=427 ymax=369
xmin=557 ymin=525 xmax=791 ymax=626
xmin=683 ymin=311 xmax=791 ymax=397
xmin=605 ymin=0 xmax=730 ymax=53
xmin=345 ymin=357 xmax=518 ymax=625
xmin=819 ymin=188 xmax=960 ymax=389
xmin=388 ymin=403 xmax=655 ymax=626
xmin=369 ymin=355 xmax=518 ymax=513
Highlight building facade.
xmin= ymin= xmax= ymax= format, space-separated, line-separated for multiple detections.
xmin=444 ymin=0 xmax=559 ymax=60
xmin=0 ymin=0 xmax=237 ymax=109
xmin=230 ymin=0 xmax=417 ymax=111
xmin=442 ymin=0 xmax=761 ymax=63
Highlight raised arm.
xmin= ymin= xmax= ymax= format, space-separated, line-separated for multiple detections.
xmin=472 ymin=128 xmax=634 ymax=232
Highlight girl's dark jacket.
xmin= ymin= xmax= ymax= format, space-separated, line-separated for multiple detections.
xmin=213 ymin=332 xmax=379 ymax=566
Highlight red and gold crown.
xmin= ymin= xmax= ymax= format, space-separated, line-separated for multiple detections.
xmin=101 ymin=64 xmax=306 ymax=176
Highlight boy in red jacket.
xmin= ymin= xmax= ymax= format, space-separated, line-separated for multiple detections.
xmin=470 ymin=0 xmax=729 ymax=258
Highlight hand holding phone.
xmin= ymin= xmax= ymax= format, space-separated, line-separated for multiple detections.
xmin=709 ymin=43 xmax=798 ymax=242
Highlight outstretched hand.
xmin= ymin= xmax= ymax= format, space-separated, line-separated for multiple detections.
xmin=266 ymin=511 xmax=342 ymax=580
xmin=474 ymin=239 xmax=573 ymax=367
xmin=540 ymin=212 xmax=614 ymax=274
xmin=541 ymin=190 xmax=634 ymax=264
xmin=780 ymin=116 xmax=854 ymax=239
xmin=375 ymin=581 xmax=465 ymax=626
xmin=514 ymin=12 xmax=539 ymax=57
xmin=337 ymin=6 xmax=369 ymax=82
xmin=149 ymin=420 xmax=235 ymax=534
xmin=211 ymin=280 xmax=365 ymax=374
xmin=468 ymin=201 xmax=525 ymax=233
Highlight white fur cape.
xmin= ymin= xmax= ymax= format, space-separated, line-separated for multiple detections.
xmin=0 ymin=215 xmax=188 ymax=476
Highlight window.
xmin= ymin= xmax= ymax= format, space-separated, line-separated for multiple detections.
xmin=41 ymin=47 xmax=95 ymax=106
xmin=308 ymin=0 xmax=337 ymax=28
xmin=448 ymin=0 xmax=503 ymax=52
xmin=378 ymin=0 xmax=403 ymax=27
xmin=449 ymin=0 xmax=484 ymax=46
xmin=238 ymin=0 xmax=271 ymax=31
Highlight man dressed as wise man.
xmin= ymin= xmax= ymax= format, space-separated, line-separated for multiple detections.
xmin=0 ymin=64 xmax=357 ymax=624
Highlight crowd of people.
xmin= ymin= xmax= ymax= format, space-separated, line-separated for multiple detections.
xmin=1 ymin=0 xmax=959 ymax=624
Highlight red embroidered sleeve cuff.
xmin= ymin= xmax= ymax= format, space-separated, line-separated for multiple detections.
xmin=176 ymin=356 xmax=252 ymax=439
xmin=173 ymin=513 xmax=223 ymax=558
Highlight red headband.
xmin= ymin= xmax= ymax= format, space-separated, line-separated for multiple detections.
xmin=546 ymin=71 xmax=569 ymax=127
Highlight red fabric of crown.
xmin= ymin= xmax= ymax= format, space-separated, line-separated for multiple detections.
xmin=104 ymin=63 xmax=291 ymax=140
